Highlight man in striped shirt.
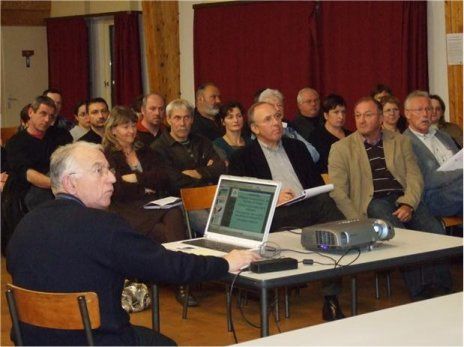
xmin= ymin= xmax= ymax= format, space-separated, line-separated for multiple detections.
xmin=328 ymin=97 xmax=452 ymax=301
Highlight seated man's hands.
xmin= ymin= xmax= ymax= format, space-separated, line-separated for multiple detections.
xmin=182 ymin=169 xmax=202 ymax=179
xmin=277 ymin=188 xmax=295 ymax=206
xmin=224 ymin=250 xmax=261 ymax=272
xmin=121 ymin=173 xmax=138 ymax=183
xmin=393 ymin=204 xmax=413 ymax=222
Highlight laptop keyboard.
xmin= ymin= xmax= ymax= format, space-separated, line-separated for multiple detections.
xmin=183 ymin=239 xmax=248 ymax=253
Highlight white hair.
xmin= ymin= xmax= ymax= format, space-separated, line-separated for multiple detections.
xmin=49 ymin=142 xmax=103 ymax=194
xmin=165 ymin=98 xmax=194 ymax=118
xmin=404 ymin=90 xmax=430 ymax=110
xmin=258 ymin=88 xmax=284 ymax=103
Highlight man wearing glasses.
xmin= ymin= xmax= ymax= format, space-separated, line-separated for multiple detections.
xmin=403 ymin=90 xmax=462 ymax=217
xmin=78 ymin=97 xmax=110 ymax=144
xmin=328 ymin=96 xmax=452 ymax=301
xmin=6 ymin=141 xmax=258 ymax=345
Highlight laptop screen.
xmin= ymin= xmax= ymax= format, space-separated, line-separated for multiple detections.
xmin=206 ymin=177 xmax=279 ymax=241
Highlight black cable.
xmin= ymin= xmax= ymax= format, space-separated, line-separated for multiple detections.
xmin=228 ymin=269 xmax=245 ymax=344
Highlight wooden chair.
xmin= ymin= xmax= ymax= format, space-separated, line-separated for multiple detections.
xmin=180 ymin=185 xmax=218 ymax=239
xmin=441 ymin=216 xmax=463 ymax=236
xmin=5 ymin=283 xmax=100 ymax=346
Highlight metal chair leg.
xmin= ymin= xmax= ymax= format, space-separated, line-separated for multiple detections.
xmin=6 ymin=290 xmax=24 ymax=346
xmin=274 ymin=288 xmax=279 ymax=322
xmin=386 ymin=272 xmax=392 ymax=297
xmin=284 ymin=286 xmax=290 ymax=318
xmin=225 ymin=284 xmax=232 ymax=332
xmin=182 ymin=285 xmax=189 ymax=319
xmin=375 ymin=273 xmax=380 ymax=299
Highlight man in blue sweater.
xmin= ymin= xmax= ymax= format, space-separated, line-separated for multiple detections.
xmin=6 ymin=141 xmax=258 ymax=346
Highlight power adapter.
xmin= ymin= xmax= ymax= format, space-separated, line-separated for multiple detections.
xmin=250 ymin=257 xmax=298 ymax=273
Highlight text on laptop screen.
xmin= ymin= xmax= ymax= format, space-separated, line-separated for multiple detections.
xmin=207 ymin=178 xmax=276 ymax=241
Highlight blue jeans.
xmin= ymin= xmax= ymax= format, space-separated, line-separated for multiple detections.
xmin=425 ymin=177 xmax=463 ymax=217
xmin=367 ymin=193 xmax=453 ymax=297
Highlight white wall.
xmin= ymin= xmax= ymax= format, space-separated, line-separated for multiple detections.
xmin=179 ymin=1 xmax=451 ymax=114
xmin=427 ymin=1 xmax=450 ymax=121
xmin=1 ymin=26 xmax=49 ymax=128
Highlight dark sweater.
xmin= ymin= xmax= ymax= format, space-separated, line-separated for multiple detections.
xmin=6 ymin=196 xmax=229 ymax=345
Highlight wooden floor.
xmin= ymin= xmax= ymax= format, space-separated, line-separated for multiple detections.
xmin=1 ymin=256 xmax=462 ymax=346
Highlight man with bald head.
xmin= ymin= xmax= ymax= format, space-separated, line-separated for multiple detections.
xmin=292 ymin=87 xmax=324 ymax=141
xmin=136 ymin=93 xmax=166 ymax=146
xmin=192 ymin=82 xmax=223 ymax=140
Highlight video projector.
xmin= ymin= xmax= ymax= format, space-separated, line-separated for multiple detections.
xmin=301 ymin=218 xmax=395 ymax=252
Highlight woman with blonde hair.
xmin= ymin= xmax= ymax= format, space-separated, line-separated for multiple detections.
xmin=103 ymin=106 xmax=196 ymax=305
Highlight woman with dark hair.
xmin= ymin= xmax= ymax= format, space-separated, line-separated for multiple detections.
xmin=103 ymin=106 xmax=196 ymax=306
xmin=371 ymin=83 xmax=393 ymax=102
xmin=213 ymin=101 xmax=251 ymax=160
xmin=430 ymin=94 xmax=462 ymax=148
xmin=380 ymin=95 xmax=407 ymax=133
xmin=311 ymin=94 xmax=351 ymax=173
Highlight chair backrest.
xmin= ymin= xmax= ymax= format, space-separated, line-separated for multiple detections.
xmin=6 ymin=283 xmax=101 ymax=345
xmin=180 ymin=185 xmax=217 ymax=238
xmin=321 ymin=173 xmax=330 ymax=184
xmin=180 ymin=185 xmax=217 ymax=212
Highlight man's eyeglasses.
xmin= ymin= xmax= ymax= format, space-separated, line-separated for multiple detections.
xmin=70 ymin=165 xmax=115 ymax=178
xmin=406 ymin=107 xmax=432 ymax=114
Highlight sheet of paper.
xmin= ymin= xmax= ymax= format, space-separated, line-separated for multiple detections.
xmin=437 ymin=149 xmax=462 ymax=172
xmin=279 ymin=184 xmax=334 ymax=207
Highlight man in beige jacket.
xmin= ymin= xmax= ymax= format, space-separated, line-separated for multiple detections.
xmin=328 ymin=96 xmax=452 ymax=300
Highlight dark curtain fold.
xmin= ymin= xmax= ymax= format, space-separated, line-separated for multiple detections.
xmin=47 ymin=18 xmax=89 ymax=120
xmin=114 ymin=13 xmax=142 ymax=107
xmin=194 ymin=1 xmax=428 ymax=129
xmin=194 ymin=1 xmax=315 ymax=120
xmin=317 ymin=1 xmax=428 ymax=130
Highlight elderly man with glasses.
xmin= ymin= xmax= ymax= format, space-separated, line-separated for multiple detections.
xmin=403 ymin=90 xmax=463 ymax=217
xmin=328 ymin=96 xmax=453 ymax=301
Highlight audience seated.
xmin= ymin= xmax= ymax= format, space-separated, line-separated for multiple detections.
xmin=69 ymin=100 xmax=90 ymax=141
xmin=291 ymin=87 xmax=324 ymax=141
xmin=212 ymin=101 xmax=251 ymax=161
xmin=78 ymin=97 xmax=110 ymax=144
xmin=310 ymin=94 xmax=352 ymax=174
xmin=379 ymin=95 xmax=407 ymax=133
xmin=192 ymin=82 xmax=223 ymax=140
xmin=6 ymin=141 xmax=258 ymax=345
xmin=136 ymin=93 xmax=166 ymax=147
xmin=151 ymin=98 xmax=227 ymax=239
xmin=328 ymin=96 xmax=452 ymax=300
xmin=403 ymin=91 xmax=463 ymax=217
xmin=103 ymin=106 xmax=194 ymax=307
xmin=151 ymin=98 xmax=226 ymax=194
xmin=43 ymin=88 xmax=74 ymax=130
xmin=229 ymin=101 xmax=346 ymax=321
xmin=1 ymin=95 xmax=72 ymax=251
xmin=258 ymin=88 xmax=320 ymax=163
xmin=429 ymin=94 xmax=463 ymax=148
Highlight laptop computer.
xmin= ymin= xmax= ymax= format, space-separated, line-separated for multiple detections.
xmin=183 ymin=175 xmax=282 ymax=254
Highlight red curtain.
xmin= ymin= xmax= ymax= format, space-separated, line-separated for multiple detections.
xmin=194 ymin=1 xmax=428 ymax=127
xmin=47 ymin=17 xmax=89 ymax=121
xmin=194 ymin=1 xmax=316 ymax=119
xmin=316 ymin=1 xmax=428 ymax=130
xmin=114 ymin=13 xmax=142 ymax=107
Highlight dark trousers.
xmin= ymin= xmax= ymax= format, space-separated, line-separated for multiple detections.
xmin=367 ymin=193 xmax=453 ymax=297
xmin=133 ymin=325 xmax=176 ymax=346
